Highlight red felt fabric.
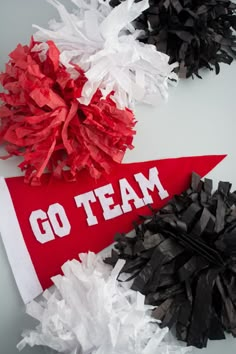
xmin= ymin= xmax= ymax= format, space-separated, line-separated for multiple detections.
xmin=5 ymin=155 xmax=225 ymax=290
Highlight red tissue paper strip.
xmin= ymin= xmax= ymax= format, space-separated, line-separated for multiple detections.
xmin=0 ymin=154 xmax=225 ymax=303
xmin=0 ymin=39 xmax=136 ymax=185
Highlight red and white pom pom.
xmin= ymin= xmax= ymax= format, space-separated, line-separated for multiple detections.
xmin=0 ymin=39 xmax=135 ymax=185
xmin=34 ymin=0 xmax=178 ymax=109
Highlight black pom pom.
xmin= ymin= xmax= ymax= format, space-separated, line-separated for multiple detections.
xmin=110 ymin=0 xmax=236 ymax=78
xmin=105 ymin=172 xmax=236 ymax=348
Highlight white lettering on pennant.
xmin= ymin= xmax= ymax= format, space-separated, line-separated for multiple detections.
xmin=30 ymin=204 xmax=71 ymax=243
xmin=29 ymin=166 xmax=170 ymax=241
xmin=135 ymin=167 xmax=169 ymax=204
xmin=74 ymin=191 xmax=98 ymax=226
xmin=47 ymin=203 xmax=71 ymax=237
xmin=119 ymin=178 xmax=145 ymax=213
xmin=94 ymin=184 xmax=123 ymax=220
xmin=30 ymin=209 xmax=55 ymax=244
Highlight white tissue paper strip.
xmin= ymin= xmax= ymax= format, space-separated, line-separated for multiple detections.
xmin=17 ymin=252 xmax=192 ymax=354
xmin=33 ymin=0 xmax=178 ymax=109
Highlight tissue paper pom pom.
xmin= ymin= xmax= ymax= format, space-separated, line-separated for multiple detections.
xmin=110 ymin=0 xmax=236 ymax=78
xmin=17 ymin=252 xmax=192 ymax=354
xmin=0 ymin=39 xmax=135 ymax=185
xmin=105 ymin=173 xmax=236 ymax=348
xmin=33 ymin=0 xmax=178 ymax=109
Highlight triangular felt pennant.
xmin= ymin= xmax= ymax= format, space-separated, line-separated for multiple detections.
xmin=0 ymin=155 xmax=225 ymax=303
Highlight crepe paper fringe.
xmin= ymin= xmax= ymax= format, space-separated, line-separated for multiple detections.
xmin=110 ymin=0 xmax=236 ymax=78
xmin=105 ymin=172 xmax=236 ymax=348
xmin=0 ymin=39 xmax=135 ymax=185
xmin=17 ymin=252 xmax=192 ymax=354
xmin=33 ymin=0 xmax=178 ymax=109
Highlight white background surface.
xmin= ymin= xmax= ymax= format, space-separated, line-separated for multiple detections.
xmin=0 ymin=1 xmax=236 ymax=353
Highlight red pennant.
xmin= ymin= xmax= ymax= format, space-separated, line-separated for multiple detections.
xmin=0 ymin=155 xmax=225 ymax=303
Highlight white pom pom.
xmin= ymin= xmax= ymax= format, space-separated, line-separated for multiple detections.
xmin=33 ymin=0 xmax=178 ymax=109
xmin=17 ymin=252 xmax=192 ymax=354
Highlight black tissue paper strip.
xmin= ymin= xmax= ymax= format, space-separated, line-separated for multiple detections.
xmin=110 ymin=0 xmax=236 ymax=78
xmin=105 ymin=172 xmax=236 ymax=348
